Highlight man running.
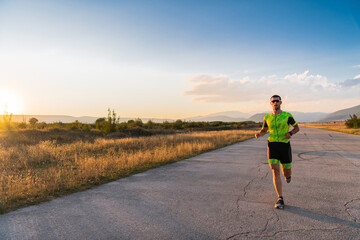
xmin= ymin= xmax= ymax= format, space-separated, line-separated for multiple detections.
xmin=255 ymin=95 xmax=300 ymax=209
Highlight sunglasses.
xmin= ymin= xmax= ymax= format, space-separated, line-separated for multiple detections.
xmin=271 ymin=100 xmax=280 ymax=103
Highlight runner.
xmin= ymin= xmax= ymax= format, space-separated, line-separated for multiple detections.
xmin=255 ymin=95 xmax=300 ymax=209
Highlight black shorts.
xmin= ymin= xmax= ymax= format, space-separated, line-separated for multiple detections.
xmin=267 ymin=141 xmax=292 ymax=164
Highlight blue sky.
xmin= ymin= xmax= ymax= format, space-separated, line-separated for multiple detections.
xmin=0 ymin=0 xmax=359 ymax=118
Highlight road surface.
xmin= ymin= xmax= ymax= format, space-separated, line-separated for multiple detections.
xmin=0 ymin=127 xmax=359 ymax=239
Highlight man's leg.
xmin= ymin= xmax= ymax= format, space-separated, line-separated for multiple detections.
xmin=270 ymin=163 xmax=282 ymax=197
xmin=282 ymin=168 xmax=291 ymax=178
xmin=281 ymin=163 xmax=292 ymax=183
xmin=269 ymin=159 xmax=285 ymax=209
xmin=281 ymin=143 xmax=292 ymax=183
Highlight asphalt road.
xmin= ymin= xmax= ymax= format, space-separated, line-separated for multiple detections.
xmin=0 ymin=127 xmax=359 ymax=239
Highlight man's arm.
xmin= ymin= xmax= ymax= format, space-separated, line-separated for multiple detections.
xmin=255 ymin=120 xmax=268 ymax=138
xmin=284 ymin=124 xmax=300 ymax=139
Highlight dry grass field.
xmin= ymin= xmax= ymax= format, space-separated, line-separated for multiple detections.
xmin=0 ymin=129 xmax=257 ymax=213
xmin=300 ymin=122 xmax=360 ymax=135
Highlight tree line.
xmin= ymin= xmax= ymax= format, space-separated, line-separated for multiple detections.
xmin=1 ymin=109 xmax=259 ymax=134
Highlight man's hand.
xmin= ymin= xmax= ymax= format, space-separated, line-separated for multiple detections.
xmin=284 ymin=133 xmax=291 ymax=139
xmin=256 ymin=120 xmax=268 ymax=139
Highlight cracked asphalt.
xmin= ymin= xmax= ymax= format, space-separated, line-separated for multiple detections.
xmin=0 ymin=127 xmax=359 ymax=239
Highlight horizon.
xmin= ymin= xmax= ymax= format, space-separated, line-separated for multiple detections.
xmin=0 ymin=0 xmax=359 ymax=118
xmin=2 ymin=102 xmax=359 ymax=119
xmin=6 ymin=102 xmax=360 ymax=121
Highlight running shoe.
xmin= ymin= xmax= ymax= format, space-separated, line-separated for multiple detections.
xmin=286 ymin=176 xmax=291 ymax=183
xmin=274 ymin=197 xmax=284 ymax=209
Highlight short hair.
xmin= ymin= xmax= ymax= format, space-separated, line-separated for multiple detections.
xmin=270 ymin=95 xmax=281 ymax=100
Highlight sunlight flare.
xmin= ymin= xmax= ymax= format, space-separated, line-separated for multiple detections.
xmin=0 ymin=90 xmax=22 ymax=114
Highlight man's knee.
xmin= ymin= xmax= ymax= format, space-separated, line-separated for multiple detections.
xmin=271 ymin=167 xmax=281 ymax=176
xmin=282 ymin=168 xmax=291 ymax=178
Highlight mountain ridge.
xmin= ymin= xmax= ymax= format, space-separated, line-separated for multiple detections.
xmin=316 ymin=104 xmax=360 ymax=122
xmin=6 ymin=104 xmax=359 ymax=124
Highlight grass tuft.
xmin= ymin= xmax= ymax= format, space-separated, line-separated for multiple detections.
xmin=300 ymin=122 xmax=360 ymax=135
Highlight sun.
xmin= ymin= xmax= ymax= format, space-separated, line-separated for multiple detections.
xmin=0 ymin=90 xmax=22 ymax=114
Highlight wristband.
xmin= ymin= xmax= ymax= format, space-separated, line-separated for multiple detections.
xmin=289 ymin=131 xmax=293 ymax=136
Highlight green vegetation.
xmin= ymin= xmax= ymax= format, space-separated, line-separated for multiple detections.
xmin=29 ymin=117 xmax=39 ymax=125
xmin=345 ymin=114 xmax=359 ymax=129
xmin=3 ymin=109 xmax=260 ymax=137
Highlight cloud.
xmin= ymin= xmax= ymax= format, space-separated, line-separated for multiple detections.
xmin=352 ymin=65 xmax=360 ymax=68
xmin=338 ymin=74 xmax=360 ymax=88
xmin=183 ymin=74 xmax=264 ymax=103
xmin=184 ymin=70 xmax=358 ymax=104
xmin=283 ymin=70 xmax=336 ymax=90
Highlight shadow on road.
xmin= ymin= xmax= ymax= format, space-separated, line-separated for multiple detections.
xmin=285 ymin=205 xmax=360 ymax=229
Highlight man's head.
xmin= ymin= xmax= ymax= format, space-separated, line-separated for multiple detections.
xmin=270 ymin=95 xmax=282 ymax=111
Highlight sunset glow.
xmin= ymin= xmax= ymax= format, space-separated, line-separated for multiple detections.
xmin=0 ymin=90 xmax=22 ymax=114
xmin=0 ymin=1 xmax=359 ymax=118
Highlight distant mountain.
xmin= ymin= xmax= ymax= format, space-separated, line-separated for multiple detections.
xmin=187 ymin=115 xmax=247 ymax=122
xmin=291 ymin=112 xmax=328 ymax=123
xmin=248 ymin=112 xmax=270 ymax=123
xmin=187 ymin=111 xmax=250 ymax=122
xmin=316 ymin=104 xmax=360 ymax=122
xmin=8 ymin=105 xmax=359 ymax=124
xmin=9 ymin=115 xmax=172 ymax=124
xmin=248 ymin=111 xmax=329 ymax=123
xmin=202 ymin=111 xmax=251 ymax=119
xmin=10 ymin=115 xmax=99 ymax=123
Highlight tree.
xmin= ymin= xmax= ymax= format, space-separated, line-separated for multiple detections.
xmin=173 ymin=119 xmax=184 ymax=129
xmin=107 ymin=108 xmax=119 ymax=133
xmin=134 ymin=118 xmax=143 ymax=127
xmin=95 ymin=109 xmax=119 ymax=134
xmin=345 ymin=114 xmax=359 ymax=129
xmin=145 ymin=120 xmax=155 ymax=129
xmin=29 ymin=117 xmax=39 ymax=125
xmin=95 ymin=117 xmax=106 ymax=130
xmin=163 ymin=120 xmax=171 ymax=129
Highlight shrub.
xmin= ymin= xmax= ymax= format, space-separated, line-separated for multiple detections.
xmin=29 ymin=117 xmax=39 ymax=125
xmin=37 ymin=122 xmax=47 ymax=129
xmin=70 ymin=120 xmax=82 ymax=130
xmin=118 ymin=122 xmax=127 ymax=129
xmin=145 ymin=120 xmax=155 ymax=129
xmin=95 ymin=109 xmax=119 ymax=134
xmin=51 ymin=122 xmax=65 ymax=129
xmin=17 ymin=122 xmax=27 ymax=129
xmin=106 ymin=109 xmax=119 ymax=133
xmin=82 ymin=124 xmax=92 ymax=132
xmin=134 ymin=118 xmax=143 ymax=127
xmin=95 ymin=118 xmax=106 ymax=131
xmin=173 ymin=119 xmax=184 ymax=129
xmin=210 ymin=121 xmax=222 ymax=127
xmin=127 ymin=118 xmax=143 ymax=128
xmin=345 ymin=114 xmax=360 ymax=129
xmin=163 ymin=120 xmax=171 ymax=129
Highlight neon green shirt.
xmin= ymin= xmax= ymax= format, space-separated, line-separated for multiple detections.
xmin=264 ymin=111 xmax=297 ymax=143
